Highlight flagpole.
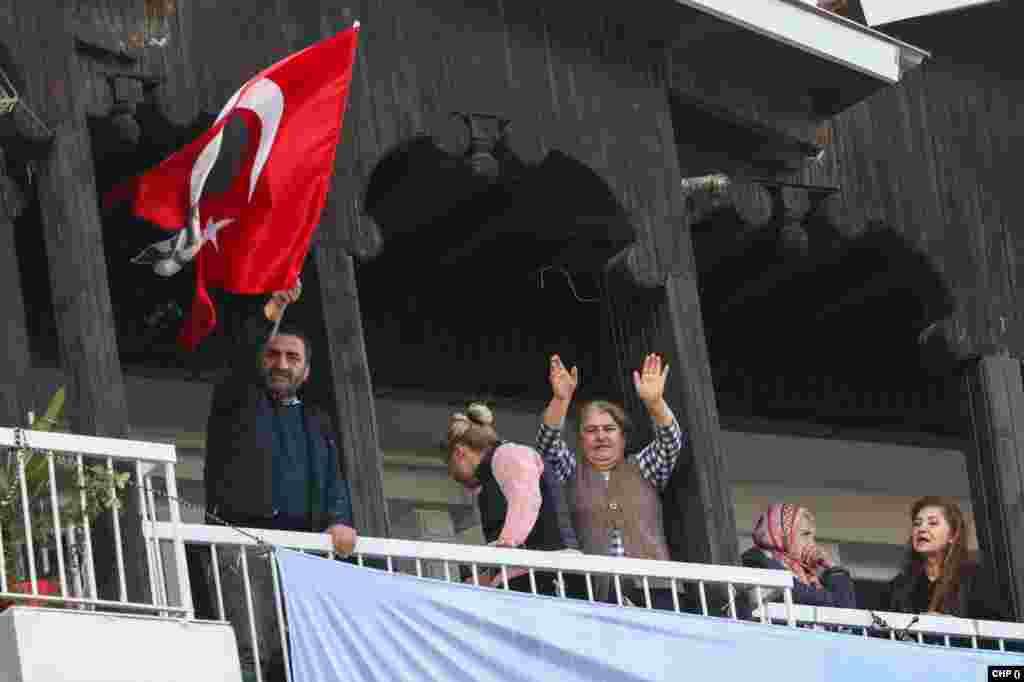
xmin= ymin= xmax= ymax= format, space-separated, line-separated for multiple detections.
xmin=266 ymin=277 xmax=300 ymax=339
xmin=269 ymin=302 xmax=288 ymax=339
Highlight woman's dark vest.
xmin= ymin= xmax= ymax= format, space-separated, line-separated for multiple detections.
xmin=475 ymin=442 xmax=565 ymax=551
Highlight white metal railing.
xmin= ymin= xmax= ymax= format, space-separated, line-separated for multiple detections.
xmin=9 ymin=424 xmax=1023 ymax=681
xmin=756 ymin=603 xmax=1024 ymax=651
xmin=148 ymin=520 xmax=1024 ymax=682
xmin=0 ymin=427 xmax=191 ymax=617
xmin=146 ymin=521 xmax=798 ymax=682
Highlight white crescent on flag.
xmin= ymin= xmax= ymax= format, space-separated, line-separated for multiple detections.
xmin=191 ymin=76 xmax=286 ymax=209
xmin=114 ymin=21 xmax=360 ymax=352
xmin=138 ymin=76 xmax=285 ymax=276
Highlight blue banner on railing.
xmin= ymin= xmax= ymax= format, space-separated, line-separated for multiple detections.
xmin=275 ymin=549 xmax=1018 ymax=682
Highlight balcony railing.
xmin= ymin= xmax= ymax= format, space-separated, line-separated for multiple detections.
xmin=0 ymin=426 xmax=191 ymax=617
xmin=757 ymin=603 xmax=1024 ymax=651
xmin=145 ymin=521 xmax=801 ymax=682
xmin=146 ymin=520 xmax=1024 ymax=682
xmin=4 ymin=426 xmax=1023 ymax=682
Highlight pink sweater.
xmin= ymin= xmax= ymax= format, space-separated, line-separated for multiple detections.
xmin=490 ymin=443 xmax=545 ymax=547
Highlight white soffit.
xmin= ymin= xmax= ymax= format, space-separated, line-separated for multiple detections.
xmin=860 ymin=0 xmax=1000 ymax=27
xmin=675 ymin=0 xmax=930 ymax=83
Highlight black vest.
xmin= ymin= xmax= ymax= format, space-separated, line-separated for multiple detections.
xmin=476 ymin=443 xmax=565 ymax=551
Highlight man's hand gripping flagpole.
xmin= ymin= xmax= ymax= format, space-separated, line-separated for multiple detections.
xmin=265 ymin=278 xmax=302 ymax=338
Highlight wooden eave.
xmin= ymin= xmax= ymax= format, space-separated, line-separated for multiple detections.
xmin=664 ymin=0 xmax=930 ymax=173
xmin=672 ymin=0 xmax=929 ymax=86
xmin=866 ymin=1 xmax=1016 ymax=74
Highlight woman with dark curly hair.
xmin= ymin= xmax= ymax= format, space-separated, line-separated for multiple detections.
xmin=886 ymin=496 xmax=1008 ymax=621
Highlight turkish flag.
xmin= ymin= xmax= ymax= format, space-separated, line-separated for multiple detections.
xmin=107 ymin=23 xmax=360 ymax=350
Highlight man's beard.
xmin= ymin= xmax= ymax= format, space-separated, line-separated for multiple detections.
xmin=264 ymin=368 xmax=302 ymax=398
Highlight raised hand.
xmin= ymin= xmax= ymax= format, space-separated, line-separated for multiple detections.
xmin=814 ymin=544 xmax=836 ymax=569
xmin=264 ymin=279 xmax=303 ymax=322
xmin=328 ymin=522 xmax=357 ymax=556
xmin=801 ymin=543 xmax=834 ymax=570
xmin=549 ymin=355 xmax=579 ymax=401
xmin=632 ymin=353 xmax=669 ymax=407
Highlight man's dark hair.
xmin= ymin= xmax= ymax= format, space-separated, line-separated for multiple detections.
xmin=267 ymin=324 xmax=313 ymax=367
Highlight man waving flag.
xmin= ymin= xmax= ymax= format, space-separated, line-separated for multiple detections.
xmin=106 ymin=23 xmax=360 ymax=350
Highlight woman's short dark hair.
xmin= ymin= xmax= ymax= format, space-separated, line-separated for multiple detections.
xmin=577 ymin=401 xmax=632 ymax=436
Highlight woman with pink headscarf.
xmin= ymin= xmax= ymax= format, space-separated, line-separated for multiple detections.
xmin=741 ymin=503 xmax=858 ymax=610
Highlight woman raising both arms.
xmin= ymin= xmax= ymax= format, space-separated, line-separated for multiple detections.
xmin=536 ymin=353 xmax=688 ymax=610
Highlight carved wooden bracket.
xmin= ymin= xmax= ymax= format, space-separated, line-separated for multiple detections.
xmin=73 ymin=20 xmax=141 ymax=64
xmin=451 ymin=112 xmax=514 ymax=182
xmin=603 ymin=242 xmax=666 ymax=292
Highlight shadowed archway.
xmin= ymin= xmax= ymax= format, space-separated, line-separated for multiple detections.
xmin=357 ymin=134 xmax=639 ymax=404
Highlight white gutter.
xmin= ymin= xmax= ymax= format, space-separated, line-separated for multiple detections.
xmin=675 ymin=0 xmax=930 ymax=83
xmin=859 ymin=0 xmax=1000 ymax=28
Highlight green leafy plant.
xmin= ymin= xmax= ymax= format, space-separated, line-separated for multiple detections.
xmin=0 ymin=388 xmax=129 ymax=592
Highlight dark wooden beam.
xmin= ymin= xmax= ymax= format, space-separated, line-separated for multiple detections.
xmin=662 ymin=270 xmax=739 ymax=567
xmin=963 ymin=353 xmax=1024 ymax=621
xmin=0 ymin=147 xmax=32 ymax=427
xmin=35 ymin=115 xmax=127 ymax=436
xmin=603 ymin=246 xmax=737 ymax=568
xmin=17 ymin=2 xmax=150 ymax=604
xmin=671 ymin=92 xmax=821 ymax=177
xmin=312 ymin=245 xmax=391 ymax=538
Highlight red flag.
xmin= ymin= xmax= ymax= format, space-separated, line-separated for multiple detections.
xmin=108 ymin=23 xmax=360 ymax=350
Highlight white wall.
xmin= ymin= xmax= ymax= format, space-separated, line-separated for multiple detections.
xmin=0 ymin=607 xmax=239 ymax=682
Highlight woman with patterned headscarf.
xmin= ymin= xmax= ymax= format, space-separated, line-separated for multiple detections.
xmin=741 ymin=503 xmax=857 ymax=610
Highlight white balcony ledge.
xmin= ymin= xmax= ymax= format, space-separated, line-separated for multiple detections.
xmin=675 ymin=0 xmax=929 ymax=84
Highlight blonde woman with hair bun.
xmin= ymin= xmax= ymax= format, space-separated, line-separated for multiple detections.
xmin=444 ymin=402 xmax=585 ymax=598
xmin=445 ymin=403 xmax=499 ymax=488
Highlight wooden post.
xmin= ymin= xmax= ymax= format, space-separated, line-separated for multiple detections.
xmin=603 ymin=241 xmax=738 ymax=568
xmin=0 ymin=146 xmax=33 ymax=427
xmin=36 ymin=122 xmax=152 ymax=607
xmin=661 ymin=271 xmax=739 ymax=567
xmin=312 ymin=245 xmax=390 ymax=538
xmin=964 ymin=353 xmax=1024 ymax=621
xmin=18 ymin=6 xmax=147 ymax=602
xmin=35 ymin=121 xmax=128 ymax=436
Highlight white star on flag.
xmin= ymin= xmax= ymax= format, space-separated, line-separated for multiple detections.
xmin=202 ymin=216 xmax=235 ymax=251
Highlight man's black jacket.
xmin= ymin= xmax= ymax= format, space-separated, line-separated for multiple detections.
xmin=203 ymin=295 xmax=353 ymax=532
